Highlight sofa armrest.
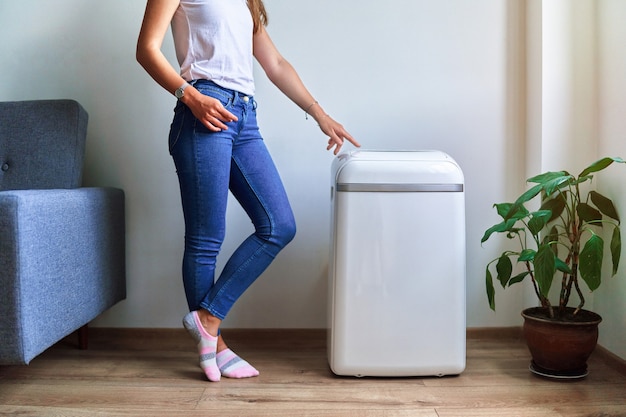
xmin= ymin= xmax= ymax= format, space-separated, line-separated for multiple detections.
xmin=0 ymin=187 xmax=126 ymax=364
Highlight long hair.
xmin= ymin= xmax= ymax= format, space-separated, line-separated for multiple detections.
xmin=248 ymin=0 xmax=268 ymax=33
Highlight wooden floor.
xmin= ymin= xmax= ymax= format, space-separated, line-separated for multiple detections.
xmin=0 ymin=328 xmax=625 ymax=417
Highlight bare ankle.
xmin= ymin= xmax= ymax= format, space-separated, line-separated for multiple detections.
xmin=217 ymin=335 xmax=228 ymax=353
xmin=196 ymin=309 xmax=221 ymax=336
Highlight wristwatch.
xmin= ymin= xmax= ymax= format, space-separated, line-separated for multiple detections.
xmin=175 ymin=82 xmax=190 ymax=99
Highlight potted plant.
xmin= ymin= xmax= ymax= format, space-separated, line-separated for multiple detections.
xmin=481 ymin=156 xmax=625 ymax=379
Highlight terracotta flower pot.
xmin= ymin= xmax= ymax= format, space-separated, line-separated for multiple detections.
xmin=521 ymin=307 xmax=602 ymax=379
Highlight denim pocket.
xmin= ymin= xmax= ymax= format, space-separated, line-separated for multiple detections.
xmin=194 ymin=85 xmax=234 ymax=109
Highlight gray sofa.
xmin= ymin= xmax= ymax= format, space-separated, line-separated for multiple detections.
xmin=0 ymin=100 xmax=126 ymax=365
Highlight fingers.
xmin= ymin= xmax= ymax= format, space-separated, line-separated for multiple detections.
xmin=322 ymin=119 xmax=360 ymax=155
xmin=327 ymin=134 xmax=352 ymax=155
xmin=329 ymin=136 xmax=343 ymax=155
xmin=203 ymin=115 xmax=231 ymax=131
xmin=193 ymin=97 xmax=238 ymax=132
xmin=204 ymin=107 xmax=237 ymax=132
xmin=217 ymin=107 xmax=238 ymax=124
xmin=343 ymin=131 xmax=361 ymax=149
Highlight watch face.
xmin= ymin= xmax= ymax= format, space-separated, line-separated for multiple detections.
xmin=175 ymin=82 xmax=189 ymax=99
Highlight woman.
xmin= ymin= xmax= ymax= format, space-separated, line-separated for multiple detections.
xmin=136 ymin=0 xmax=360 ymax=381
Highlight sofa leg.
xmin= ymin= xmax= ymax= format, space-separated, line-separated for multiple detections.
xmin=78 ymin=324 xmax=89 ymax=350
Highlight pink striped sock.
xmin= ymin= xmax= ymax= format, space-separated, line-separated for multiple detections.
xmin=216 ymin=349 xmax=259 ymax=379
xmin=183 ymin=311 xmax=221 ymax=382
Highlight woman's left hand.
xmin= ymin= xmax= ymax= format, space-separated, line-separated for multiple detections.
xmin=317 ymin=114 xmax=361 ymax=155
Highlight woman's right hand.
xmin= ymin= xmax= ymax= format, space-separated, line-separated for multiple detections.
xmin=182 ymin=88 xmax=238 ymax=132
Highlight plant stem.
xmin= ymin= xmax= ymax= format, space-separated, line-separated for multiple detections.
xmin=574 ymin=276 xmax=585 ymax=315
xmin=559 ymin=249 xmax=573 ymax=310
xmin=570 ymin=181 xmax=584 ymax=313
xmin=526 ymin=261 xmax=553 ymax=317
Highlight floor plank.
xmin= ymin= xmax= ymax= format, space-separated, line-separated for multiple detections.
xmin=0 ymin=328 xmax=624 ymax=417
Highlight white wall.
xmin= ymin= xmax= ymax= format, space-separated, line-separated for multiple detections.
xmin=0 ymin=1 xmax=593 ymax=334
xmin=595 ymin=0 xmax=626 ymax=360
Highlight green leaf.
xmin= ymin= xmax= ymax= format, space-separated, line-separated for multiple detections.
xmin=578 ymin=202 xmax=603 ymax=225
xmin=577 ymin=203 xmax=603 ymax=227
xmin=486 ymin=268 xmax=496 ymax=311
xmin=611 ymin=226 xmax=621 ymax=276
xmin=494 ymin=203 xmax=512 ymax=219
xmin=543 ymin=176 xmax=574 ymax=197
xmin=510 ymin=183 xmax=544 ymax=211
xmin=527 ymin=171 xmax=569 ymax=185
xmin=534 ymin=244 xmax=556 ymax=298
xmin=496 ymin=203 xmax=529 ymax=221
xmin=518 ymin=249 xmax=536 ymax=262
xmin=481 ymin=218 xmax=518 ymax=243
xmin=540 ymin=194 xmax=566 ymax=223
xmin=528 ymin=210 xmax=552 ymax=236
xmin=509 ymin=271 xmax=530 ymax=286
xmin=546 ymin=225 xmax=560 ymax=256
xmin=590 ymin=191 xmax=620 ymax=222
xmin=579 ymin=234 xmax=604 ymax=291
xmin=579 ymin=156 xmax=626 ymax=178
xmin=528 ymin=217 xmax=545 ymax=236
xmin=496 ymin=254 xmax=513 ymax=288
xmin=555 ymin=257 xmax=572 ymax=274
xmin=572 ymin=175 xmax=594 ymax=187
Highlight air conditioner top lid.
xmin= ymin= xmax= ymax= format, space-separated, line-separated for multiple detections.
xmin=332 ymin=150 xmax=464 ymax=188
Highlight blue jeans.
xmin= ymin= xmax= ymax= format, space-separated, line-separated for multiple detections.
xmin=169 ymin=80 xmax=296 ymax=320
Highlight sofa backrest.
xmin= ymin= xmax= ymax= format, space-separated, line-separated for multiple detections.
xmin=0 ymin=100 xmax=88 ymax=191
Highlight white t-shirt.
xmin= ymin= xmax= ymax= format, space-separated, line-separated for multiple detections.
xmin=171 ymin=0 xmax=255 ymax=96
